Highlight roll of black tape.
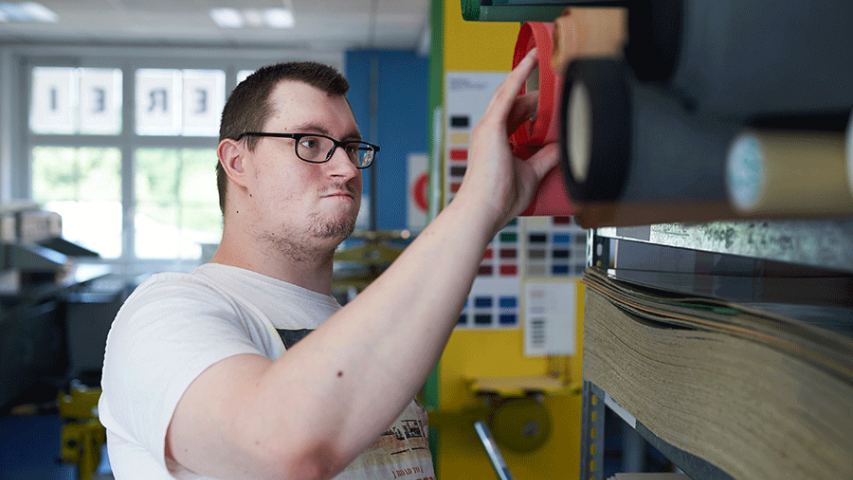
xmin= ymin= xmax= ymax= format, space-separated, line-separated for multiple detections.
xmin=559 ymin=59 xmax=632 ymax=202
xmin=625 ymin=0 xmax=853 ymax=119
xmin=560 ymin=58 xmax=741 ymax=227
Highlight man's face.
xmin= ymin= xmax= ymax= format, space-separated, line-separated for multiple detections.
xmin=243 ymin=80 xmax=363 ymax=254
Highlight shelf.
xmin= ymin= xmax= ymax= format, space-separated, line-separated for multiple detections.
xmin=469 ymin=375 xmax=580 ymax=398
xmin=595 ymin=219 xmax=853 ymax=274
xmin=581 ymin=381 xmax=735 ymax=480
xmin=581 ymin=218 xmax=853 ymax=480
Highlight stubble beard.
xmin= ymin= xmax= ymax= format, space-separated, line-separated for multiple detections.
xmin=263 ymin=208 xmax=357 ymax=264
xmin=310 ymin=210 xmax=357 ymax=240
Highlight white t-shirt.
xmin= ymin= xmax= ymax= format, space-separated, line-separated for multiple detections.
xmin=99 ymin=263 xmax=434 ymax=480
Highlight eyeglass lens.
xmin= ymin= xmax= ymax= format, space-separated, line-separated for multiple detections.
xmin=296 ymin=135 xmax=374 ymax=167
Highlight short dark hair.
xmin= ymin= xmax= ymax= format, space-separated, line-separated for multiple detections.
xmin=216 ymin=61 xmax=350 ymax=213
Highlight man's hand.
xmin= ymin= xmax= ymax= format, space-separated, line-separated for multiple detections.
xmin=456 ymin=47 xmax=562 ymax=237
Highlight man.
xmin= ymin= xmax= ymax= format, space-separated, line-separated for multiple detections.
xmin=100 ymin=49 xmax=557 ymax=480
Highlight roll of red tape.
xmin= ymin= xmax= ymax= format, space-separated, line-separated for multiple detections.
xmin=511 ymin=22 xmax=561 ymax=156
xmin=511 ymin=21 xmax=573 ymax=217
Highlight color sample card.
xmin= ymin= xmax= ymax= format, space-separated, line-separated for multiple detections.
xmin=443 ymin=71 xmax=507 ymax=204
xmin=524 ymin=281 xmax=577 ymax=357
xmin=524 ymin=216 xmax=587 ymax=278
xmin=457 ymin=218 xmax=521 ymax=330
xmin=478 ymin=218 xmax=520 ymax=279
xmin=458 ymin=276 xmax=520 ymax=329
xmin=443 ymin=72 xmax=587 ymax=333
xmin=455 ymin=216 xmax=588 ymax=331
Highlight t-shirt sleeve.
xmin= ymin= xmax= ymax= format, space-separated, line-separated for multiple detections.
xmin=99 ymin=275 xmax=265 ymax=473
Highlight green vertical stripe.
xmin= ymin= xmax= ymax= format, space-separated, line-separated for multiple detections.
xmin=427 ymin=0 xmax=445 ymax=227
xmin=425 ymin=0 xmax=444 ymax=475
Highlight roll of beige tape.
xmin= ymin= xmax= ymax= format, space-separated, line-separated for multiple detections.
xmin=551 ymin=7 xmax=627 ymax=74
xmin=726 ymin=129 xmax=853 ymax=216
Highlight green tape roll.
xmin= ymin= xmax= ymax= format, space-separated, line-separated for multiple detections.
xmin=461 ymin=0 xmax=481 ymax=21
xmin=461 ymin=2 xmax=566 ymax=22
xmin=480 ymin=5 xmax=566 ymax=22
xmin=491 ymin=0 xmax=621 ymax=4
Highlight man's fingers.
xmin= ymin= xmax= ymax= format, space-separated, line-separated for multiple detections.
xmin=524 ymin=142 xmax=561 ymax=180
xmin=484 ymin=48 xmax=540 ymax=122
xmin=506 ymin=91 xmax=539 ymax=136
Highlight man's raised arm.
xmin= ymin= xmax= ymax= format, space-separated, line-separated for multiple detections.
xmin=166 ymin=47 xmax=560 ymax=480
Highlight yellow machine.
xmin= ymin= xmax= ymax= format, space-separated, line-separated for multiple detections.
xmin=58 ymin=382 xmax=106 ymax=480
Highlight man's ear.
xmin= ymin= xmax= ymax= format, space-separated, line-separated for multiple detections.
xmin=217 ymin=139 xmax=249 ymax=188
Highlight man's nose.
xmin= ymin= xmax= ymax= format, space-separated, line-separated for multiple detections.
xmin=326 ymin=146 xmax=360 ymax=177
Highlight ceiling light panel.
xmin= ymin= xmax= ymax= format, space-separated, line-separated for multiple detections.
xmin=210 ymin=6 xmax=293 ymax=29
xmin=210 ymin=7 xmax=241 ymax=28
xmin=0 ymin=1 xmax=57 ymax=22
xmin=264 ymin=8 xmax=293 ymax=28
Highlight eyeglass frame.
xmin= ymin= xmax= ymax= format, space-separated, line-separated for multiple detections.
xmin=235 ymin=132 xmax=379 ymax=169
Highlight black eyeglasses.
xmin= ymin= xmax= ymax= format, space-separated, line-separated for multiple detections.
xmin=236 ymin=132 xmax=379 ymax=169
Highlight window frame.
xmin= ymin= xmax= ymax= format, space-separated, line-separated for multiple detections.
xmin=2 ymin=44 xmax=344 ymax=275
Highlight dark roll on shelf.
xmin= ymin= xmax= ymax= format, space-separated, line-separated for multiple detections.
xmin=624 ymin=0 xmax=853 ymax=119
xmin=624 ymin=0 xmax=682 ymax=84
xmin=560 ymin=58 xmax=741 ymax=228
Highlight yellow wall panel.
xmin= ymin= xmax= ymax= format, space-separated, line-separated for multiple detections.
xmin=443 ymin=1 xmax=519 ymax=72
xmin=434 ymin=2 xmax=584 ymax=478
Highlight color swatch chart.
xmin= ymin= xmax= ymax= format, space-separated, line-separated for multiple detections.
xmin=456 ymin=220 xmax=522 ymax=329
xmin=479 ymin=218 xmax=521 ymax=278
xmin=443 ymin=71 xmax=507 ymax=205
xmin=523 ymin=216 xmax=587 ymax=278
xmin=457 ymin=277 xmax=520 ymax=329
xmin=446 ymin=114 xmax=468 ymax=203
xmin=443 ymin=71 xmax=587 ymax=331
xmin=456 ymin=217 xmax=586 ymax=330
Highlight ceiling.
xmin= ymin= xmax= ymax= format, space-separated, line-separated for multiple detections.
xmin=0 ymin=0 xmax=432 ymax=52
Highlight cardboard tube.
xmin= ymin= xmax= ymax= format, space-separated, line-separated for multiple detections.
xmin=726 ymin=129 xmax=853 ymax=216
xmin=550 ymin=7 xmax=628 ymax=73
xmin=509 ymin=22 xmax=573 ymax=217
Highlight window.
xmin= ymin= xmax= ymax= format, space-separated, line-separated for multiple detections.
xmin=134 ymin=69 xmax=224 ymax=137
xmin=31 ymin=146 xmax=122 ymax=258
xmin=17 ymin=49 xmax=344 ymax=272
xmin=28 ymin=65 xmax=225 ymax=265
xmin=134 ymin=148 xmax=220 ymax=259
xmin=25 ymin=61 xmax=234 ymax=269
xmin=30 ymin=67 xmax=123 ymax=135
